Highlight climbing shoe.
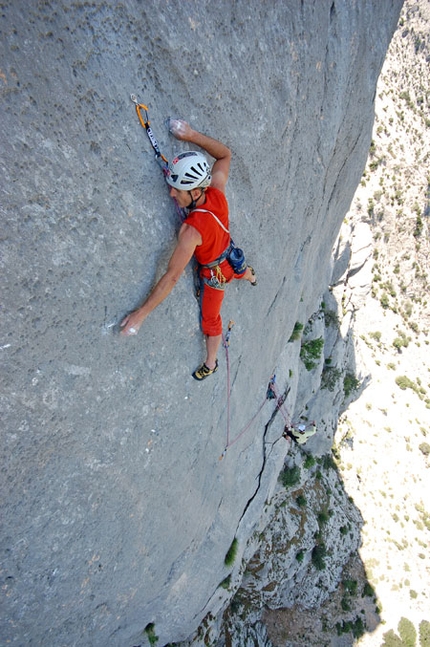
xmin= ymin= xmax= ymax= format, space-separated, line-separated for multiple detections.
xmin=249 ymin=266 xmax=257 ymax=286
xmin=192 ymin=360 xmax=218 ymax=381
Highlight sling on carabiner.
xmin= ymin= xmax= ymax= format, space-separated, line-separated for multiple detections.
xmin=130 ymin=93 xmax=187 ymax=222
xmin=130 ymin=94 xmax=169 ymax=173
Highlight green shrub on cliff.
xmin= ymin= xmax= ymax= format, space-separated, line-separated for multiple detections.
xmin=144 ymin=623 xmax=159 ymax=646
xmin=279 ymin=465 xmax=301 ymax=488
xmin=311 ymin=543 xmax=326 ymax=570
xmin=289 ymin=321 xmax=304 ymax=342
xmin=300 ymin=337 xmax=324 ymax=370
xmin=224 ymin=538 xmax=238 ymax=567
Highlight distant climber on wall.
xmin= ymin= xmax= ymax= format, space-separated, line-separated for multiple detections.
xmin=283 ymin=421 xmax=317 ymax=445
xmin=120 ymin=119 xmax=257 ymax=380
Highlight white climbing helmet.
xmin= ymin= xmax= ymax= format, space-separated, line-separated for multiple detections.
xmin=166 ymin=151 xmax=212 ymax=190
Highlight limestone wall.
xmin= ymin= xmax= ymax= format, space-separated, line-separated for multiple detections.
xmin=0 ymin=2 xmax=403 ymax=645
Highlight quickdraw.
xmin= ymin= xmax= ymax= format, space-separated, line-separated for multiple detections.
xmin=130 ymin=94 xmax=186 ymax=221
xmin=223 ymin=320 xmax=235 ymax=347
xmin=218 ymin=369 xmax=295 ymax=461
xmin=130 ymin=94 xmax=169 ymax=173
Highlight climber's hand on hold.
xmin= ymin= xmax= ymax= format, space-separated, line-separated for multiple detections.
xmin=120 ymin=310 xmax=146 ymax=337
xmin=168 ymin=119 xmax=193 ymax=141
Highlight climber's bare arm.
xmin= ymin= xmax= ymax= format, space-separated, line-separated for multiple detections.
xmin=169 ymin=119 xmax=231 ymax=193
xmin=120 ymin=224 xmax=201 ymax=336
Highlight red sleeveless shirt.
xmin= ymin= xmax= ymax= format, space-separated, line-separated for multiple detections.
xmin=186 ymin=187 xmax=230 ymax=265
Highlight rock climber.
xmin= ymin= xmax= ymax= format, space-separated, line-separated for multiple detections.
xmin=120 ymin=119 xmax=256 ymax=380
xmin=283 ymin=421 xmax=317 ymax=445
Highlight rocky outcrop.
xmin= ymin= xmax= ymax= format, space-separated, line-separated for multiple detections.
xmin=0 ymin=2 xmax=403 ymax=646
xmin=186 ymin=284 xmax=369 ymax=646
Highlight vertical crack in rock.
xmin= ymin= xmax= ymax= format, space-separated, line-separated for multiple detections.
xmin=266 ymin=276 xmax=286 ymax=318
xmin=239 ymin=387 xmax=291 ymax=524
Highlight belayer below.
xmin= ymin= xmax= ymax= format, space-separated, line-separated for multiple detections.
xmin=283 ymin=422 xmax=317 ymax=445
xmin=120 ymin=119 xmax=256 ymax=380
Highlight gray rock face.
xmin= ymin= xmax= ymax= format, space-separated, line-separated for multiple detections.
xmin=0 ymin=2 xmax=402 ymax=645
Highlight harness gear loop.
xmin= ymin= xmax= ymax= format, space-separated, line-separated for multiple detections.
xmin=207 ymin=265 xmax=226 ymax=290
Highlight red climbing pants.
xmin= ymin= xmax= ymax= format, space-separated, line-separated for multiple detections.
xmin=199 ymin=260 xmax=246 ymax=336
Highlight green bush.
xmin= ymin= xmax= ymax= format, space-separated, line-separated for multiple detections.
xmin=321 ymin=366 xmax=342 ymax=391
xmin=381 ymin=618 xmax=418 ymax=647
xmin=289 ymin=321 xmax=304 ymax=342
xmin=419 ymin=620 xmax=430 ymax=647
xmin=393 ymin=331 xmax=411 ymax=351
xmin=352 ymin=617 xmax=366 ymax=639
xmin=318 ymin=510 xmax=330 ymax=526
xmin=395 ymin=376 xmax=415 ymax=391
xmin=145 ymin=623 xmax=159 ymax=646
xmin=303 ymin=454 xmax=316 ymax=469
xmin=296 ymin=494 xmax=307 ymax=507
xmin=336 ymin=617 xmax=365 ymax=639
xmin=341 ymin=596 xmax=351 ymax=611
xmin=322 ymin=454 xmax=337 ymax=470
xmin=381 ymin=629 xmax=404 ymax=646
xmin=311 ymin=543 xmax=326 ymax=570
xmin=324 ymin=309 xmax=340 ymax=327
xmin=380 ymin=292 xmax=390 ymax=309
xmin=344 ymin=372 xmax=360 ymax=398
xmin=296 ymin=550 xmax=305 ymax=563
xmin=300 ymin=337 xmax=324 ymax=371
xmin=398 ymin=617 xmax=417 ymax=647
xmin=224 ymin=538 xmax=238 ymax=567
xmin=362 ymin=582 xmax=375 ymax=598
xmin=413 ymin=214 xmax=423 ymax=238
xmin=219 ymin=575 xmax=231 ymax=589
xmin=419 ymin=442 xmax=430 ymax=456
xmin=343 ymin=579 xmax=358 ymax=595
xmin=279 ymin=465 xmax=300 ymax=488
xmin=369 ymin=330 xmax=382 ymax=342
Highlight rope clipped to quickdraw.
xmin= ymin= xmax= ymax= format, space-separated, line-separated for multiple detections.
xmin=218 ymin=372 xmax=294 ymax=461
xmin=267 ymin=375 xmax=292 ymax=426
xmin=269 ymin=378 xmax=317 ymax=444
xmin=130 ymin=94 xmax=186 ymax=221
xmin=223 ymin=320 xmax=235 ymax=347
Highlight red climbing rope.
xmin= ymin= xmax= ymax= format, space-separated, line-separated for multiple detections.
xmin=219 ymin=325 xmax=290 ymax=460
xmin=268 ymin=378 xmax=292 ymax=426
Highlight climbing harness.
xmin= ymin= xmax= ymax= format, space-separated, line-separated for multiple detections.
xmin=192 ymin=208 xmax=231 ymax=289
xmin=192 ymin=208 xmax=247 ymax=275
xmin=130 ymin=94 xmax=186 ymax=221
xmin=206 ymin=266 xmax=227 ymax=290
